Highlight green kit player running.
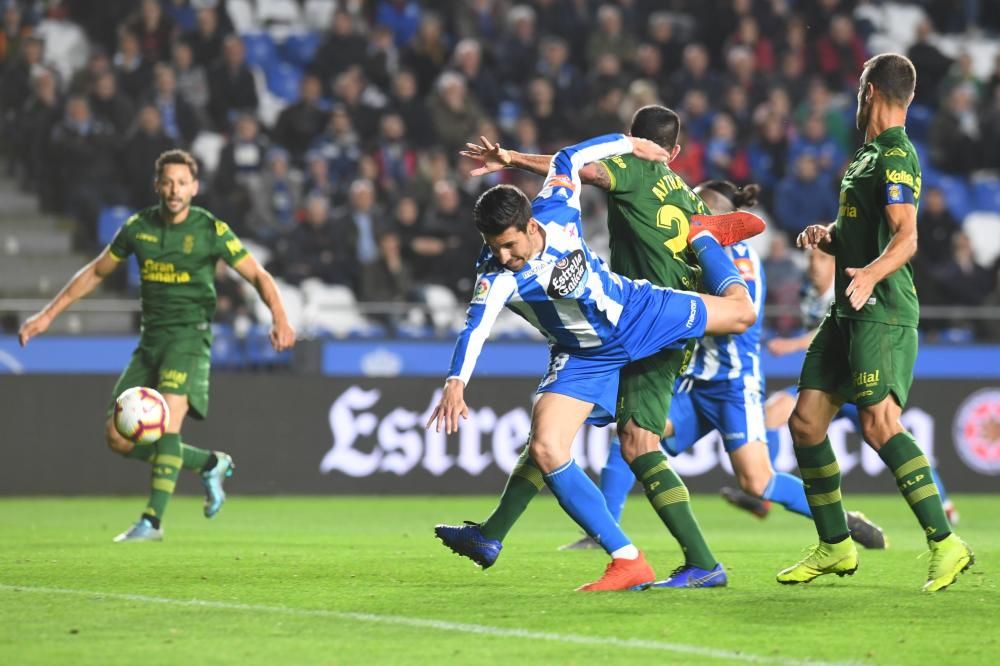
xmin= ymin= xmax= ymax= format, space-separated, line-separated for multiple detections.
xmin=446 ymin=106 xmax=726 ymax=586
xmin=778 ymin=53 xmax=973 ymax=592
xmin=18 ymin=149 xmax=296 ymax=542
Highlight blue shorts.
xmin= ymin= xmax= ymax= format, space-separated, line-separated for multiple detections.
xmin=536 ymin=287 xmax=708 ymax=425
xmin=664 ymin=375 xmax=768 ymax=455
xmin=779 ymin=385 xmax=860 ymax=429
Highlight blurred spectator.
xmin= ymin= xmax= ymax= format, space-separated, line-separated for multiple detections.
xmin=725 ymin=45 xmax=768 ymax=108
xmin=376 ymin=0 xmax=422 ymax=49
xmin=762 ymin=232 xmax=803 ymax=335
xmin=89 ymin=70 xmax=134 ymax=134
xmin=704 ymin=113 xmax=747 ymax=182
xmin=213 ymin=261 xmax=254 ymax=328
xmin=775 ymin=50 xmax=809 ymax=105
xmin=497 ymin=5 xmax=539 ymax=88
xmin=906 ymin=18 xmax=953 ymax=108
xmin=372 ymin=112 xmax=417 ymax=196
xmin=49 ymin=95 xmax=126 ymax=244
xmin=333 ymin=179 xmax=387 ymax=295
xmin=0 ymin=3 xmax=31 ymax=70
xmin=247 ymin=147 xmax=303 ymax=243
xmin=273 ymin=74 xmax=328 ymax=164
xmin=362 ymin=231 xmax=413 ymax=304
xmin=451 ymin=38 xmax=500 ymax=113
xmin=213 ymin=113 xmax=269 ymax=226
xmin=68 ymin=48 xmax=112 ymax=97
xmin=453 ymin=0 xmax=506 ymax=43
xmin=929 ymin=232 xmax=994 ymax=308
xmin=723 ymin=84 xmax=753 ymax=141
xmin=171 ymin=40 xmax=210 ymax=128
xmin=774 ymin=154 xmax=838 ymax=235
xmin=387 ymin=69 xmax=434 ymax=148
xmin=428 ymin=71 xmax=484 ymax=154
xmin=302 ymin=149 xmax=336 ymax=201
xmin=536 ymin=36 xmax=583 ymax=111
xmin=670 ymin=125 xmax=705 ymax=186
xmin=274 ymin=192 xmax=356 ymax=286
xmin=127 ymin=0 xmax=175 ymax=63
xmin=310 ymin=105 xmax=362 ymax=200
xmin=633 ymin=43 xmax=664 ymax=95
xmin=312 ymin=9 xmax=367 ymax=91
xmin=577 ymin=84 xmax=625 ymax=139
xmin=511 ymin=115 xmax=541 ymax=155
xmin=725 ymin=16 xmax=775 ymax=74
xmin=940 ymin=51 xmax=983 ymax=99
xmin=915 ymin=187 xmax=960 ymax=267
xmin=413 ymin=179 xmax=480 ymax=295
xmin=646 ymin=11 xmax=684 ymax=74
xmin=668 ymin=43 xmax=721 ymax=104
xmin=981 ymin=87 xmax=1000 ymax=172
xmin=815 ymin=14 xmax=867 ymax=91
xmin=189 ymin=7 xmax=224 ymax=67
xmin=929 ymin=83 xmax=980 ymax=175
xmin=147 ymin=62 xmax=200 ymax=144
xmin=787 ymin=112 xmax=846 ymax=184
xmin=113 ymin=28 xmax=152 ymax=103
xmin=363 ymin=24 xmax=399 ymax=93
xmin=18 ymin=69 xmax=62 ymax=205
xmin=793 ymin=80 xmax=851 ymax=155
xmin=681 ymin=88 xmax=714 ymax=142
xmin=207 ymin=35 xmax=259 ymax=131
xmin=163 ymin=0 xmax=198 ymax=35
xmin=331 ymin=66 xmax=385 ymax=141
xmin=123 ymin=105 xmax=176 ymax=209
xmin=586 ymin=4 xmax=634 ymax=70
xmin=986 ymin=53 xmax=1000 ymax=104
xmin=402 ymin=12 xmax=450 ymax=95
xmin=747 ymin=114 xmax=789 ymax=206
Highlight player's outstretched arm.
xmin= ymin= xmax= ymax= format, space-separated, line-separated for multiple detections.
xmin=767 ymin=330 xmax=816 ymax=356
xmin=18 ymin=248 xmax=120 ymax=346
xmin=232 ymin=254 xmax=296 ymax=351
xmin=843 ymin=203 xmax=917 ymax=310
xmin=460 ymin=136 xmax=613 ymax=190
xmin=426 ymin=378 xmax=469 ymax=434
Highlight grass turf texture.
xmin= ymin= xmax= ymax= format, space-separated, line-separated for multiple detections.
xmin=0 ymin=495 xmax=995 ymax=666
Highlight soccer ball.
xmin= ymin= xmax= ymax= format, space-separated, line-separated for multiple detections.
xmin=114 ymin=387 xmax=170 ymax=444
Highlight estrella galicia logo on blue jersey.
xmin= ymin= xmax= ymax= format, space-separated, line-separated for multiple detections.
xmin=547 ymin=250 xmax=587 ymax=298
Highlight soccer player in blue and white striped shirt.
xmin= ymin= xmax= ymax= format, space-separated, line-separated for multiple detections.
xmin=427 ymin=133 xmax=765 ymax=591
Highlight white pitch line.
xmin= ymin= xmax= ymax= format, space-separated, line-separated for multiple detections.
xmin=1 ymin=584 xmax=867 ymax=666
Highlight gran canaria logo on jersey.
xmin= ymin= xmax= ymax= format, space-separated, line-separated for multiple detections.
xmin=547 ymin=249 xmax=587 ymax=299
xmin=141 ymin=259 xmax=191 ymax=284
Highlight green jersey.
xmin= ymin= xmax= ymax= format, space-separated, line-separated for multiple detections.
xmin=597 ymin=153 xmax=703 ymax=290
xmin=108 ymin=205 xmax=249 ymax=331
xmin=834 ymin=126 xmax=920 ymax=327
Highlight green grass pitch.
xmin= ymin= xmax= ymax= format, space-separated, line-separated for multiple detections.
xmin=1 ymin=495 xmax=996 ymax=666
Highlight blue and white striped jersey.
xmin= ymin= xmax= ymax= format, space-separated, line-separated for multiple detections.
xmin=684 ymin=242 xmax=766 ymax=382
xmin=447 ymin=134 xmax=656 ymax=385
xmin=801 ymin=280 xmax=834 ymax=330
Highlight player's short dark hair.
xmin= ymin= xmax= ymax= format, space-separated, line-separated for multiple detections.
xmin=155 ymin=149 xmax=199 ymax=181
xmin=628 ymin=105 xmax=680 ymax=149
xmin=696 ymin=180 xmax=761 ymax=209
xmin=864 ymin=53 xmax=916 ymax=106
xmin=473 ymin=184 xmax=533 ymax=236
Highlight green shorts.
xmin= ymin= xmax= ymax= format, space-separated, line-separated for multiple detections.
xmin=798 ymin=313 xmax=917 ymax=408
xmin=616 ymin=343 xmax=693 ymax=434
xmin=108 ymin=328 xmax=212 ymax=420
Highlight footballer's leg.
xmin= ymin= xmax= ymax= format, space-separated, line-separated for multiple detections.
xmin=181 ymin=348 xmax=235 ymax=518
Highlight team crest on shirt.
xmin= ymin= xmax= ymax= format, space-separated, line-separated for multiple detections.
xmin=183 ymin=234 xmax=195 ymax=254
xmin=471 ymin=278 xmax=491 ymax=304
xmin=952 ymin=388 xmax=1000 ymax=475
xmin=547 ymin=250 xmax=587 ymax=298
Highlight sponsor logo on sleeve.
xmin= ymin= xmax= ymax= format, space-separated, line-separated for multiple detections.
xmin=471 ymin=278 xmax=491 ymax=304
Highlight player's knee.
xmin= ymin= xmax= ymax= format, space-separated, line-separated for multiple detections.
xmin=788 ymin=407 xmax=822 ymax=446
xmin=859 ymin=416 xmax=895 ymax=450
xmin=528 ymin=436 xmax=564 ymax=473
xmin=736 ymin=469 xmax=771 ymax=496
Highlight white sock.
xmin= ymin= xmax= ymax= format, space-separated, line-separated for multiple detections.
xmin=610 ymin=544 xmax=639 ymax=560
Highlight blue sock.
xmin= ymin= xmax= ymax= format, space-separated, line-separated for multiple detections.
xmin=545 ymin=459 xmax=631 ymax=554
xmin=930 ymin=466 xmax=950 ymax=505
xmin=765 ymin=428 xmax=782 ymax=465
xmin=691 ymin=233 xmax=748 ymax=296
xmin=599 ymin=439 xmax=633 ymax=523
xmin=761 ymin=472 xmax=812 ymax=518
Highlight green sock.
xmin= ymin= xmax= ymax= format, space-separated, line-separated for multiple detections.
xmin=181 ymin=442 xmax=212 ymax=472
xmin=877 ymin=432 xmax=951 ymax=541
xmin=795 ymin=437 xmax=849 ymax=542
xmin=480 ymin=447 xmax=544 ymax=541
xmin=144 ymin=433 xmax=182 ymax=523
xmin=125 ymin=443 xmax=155 ymax=462
xmin=629 ymin=451 xmax=717 ymax=570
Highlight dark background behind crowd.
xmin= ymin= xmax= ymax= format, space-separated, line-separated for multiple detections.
xmin=2 ymin=0 xmax=1000 ymax=342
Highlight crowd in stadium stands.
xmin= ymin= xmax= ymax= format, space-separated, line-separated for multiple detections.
xmin=2 ymin=0 xmax=1000 ymax=341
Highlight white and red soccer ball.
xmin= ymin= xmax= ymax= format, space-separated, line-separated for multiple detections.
xmin=114 ymin=387 xmax=170 ymax=444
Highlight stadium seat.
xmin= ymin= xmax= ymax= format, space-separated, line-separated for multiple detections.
xmin=281 ymin=31 xmax=321 ymax=67
xmin=226 ymin=0 xmax=257 ymax=32
xmin=257 ymin=0 xmax=304 ymax=30
xmin=265 ymin=61 xmax=303 ymax=102
xmin=420 ymin=284 xmax=463 ymax=334
xmin=242 ymin=31 xmax=278 ymax=70
xmin=303 ymin=0 xmax=336 ymax=30
xmin=190 ymin=131 xmax=227 ymax=176
xmin=97 ymin=206 xmax=134 ymax=246
xmin=252 ymin=278 xmax=305 ymax=331
xmin=301 ymin=280 xmax=379 ymax=338
xmin=972 ymin=180 xmax=1000 ymax=213
xmin=963 ymin=212 xmax=1000 ymax=268
xmin=933 ymin=174 xmax=974 ymax=223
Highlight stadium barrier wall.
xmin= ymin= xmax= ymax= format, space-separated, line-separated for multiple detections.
xmin=2 ymin=374 xmax=998 ymax=495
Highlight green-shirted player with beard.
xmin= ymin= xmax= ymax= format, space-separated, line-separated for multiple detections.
xmin=18 ymin=149 xmax=296 ymax=542
xmin=440 ymin=106 xmax=728 ymax=585
xmin=780 ymin=53 xmax=973 ymax=591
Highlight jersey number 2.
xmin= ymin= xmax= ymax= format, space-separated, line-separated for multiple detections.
xmin=657 ymin=204 xmax=690 ymax=256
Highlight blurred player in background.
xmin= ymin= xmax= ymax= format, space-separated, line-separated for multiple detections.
xmin=778 ymin=54 xmax=973 ymax=592
xmin=428 ymin=132 xmax=764 ymax=590
xmin=564 ymin=180 xmax=887 ymax=556
xmin=18 ymin=150 xmax=295 ymax=542
xmin=443 ymin=108 xmax=732 ymax=588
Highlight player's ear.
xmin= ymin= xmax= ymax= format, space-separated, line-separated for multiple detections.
xmin=191 ymin=177 xmax=200 ymax=197
xmin=668 ymin=144 xmax=682 ymax=162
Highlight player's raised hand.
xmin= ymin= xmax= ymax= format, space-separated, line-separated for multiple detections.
xmin=797 ymin=224 xmax=833 ymax=250
xmin=426 ymin=378 xmax=469 ymax=434
xmin=18 ymin=311 xmax=52 ymax=347
xmin=628 ymin=136 xmax=672 ymax=164
xmin=844 ymin=266 xmax=876 ymax=311
xmin=269 ymin=318 xmax=296 ymax=351
xmin=460 ymin=135 xmax=511 ymax=176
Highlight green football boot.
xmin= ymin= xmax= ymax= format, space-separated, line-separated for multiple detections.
xmin=777 ymin=538 xmax=858 ymax=584
xmin=923 ymin=534 xmax=974 ymax=593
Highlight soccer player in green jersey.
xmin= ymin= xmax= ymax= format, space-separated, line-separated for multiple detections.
xmin=777 ymin=53 xmax=973 ymax=591
xmin=440 ymin=106 xmax=726 ymax=585
xmin=18 ymin=149 xmax=296 ymax=542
